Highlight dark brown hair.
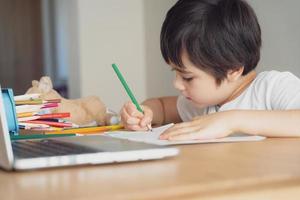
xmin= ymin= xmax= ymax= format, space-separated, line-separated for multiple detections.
xmin=161 ymin=0 xmax=262 ymax=84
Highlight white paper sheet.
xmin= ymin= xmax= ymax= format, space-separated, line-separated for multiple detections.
xmin=106 ymin=124 xmax=265 ymax=146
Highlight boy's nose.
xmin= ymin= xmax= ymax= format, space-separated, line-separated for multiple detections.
xmin=173 ymin=74 xmax=185 ymax=91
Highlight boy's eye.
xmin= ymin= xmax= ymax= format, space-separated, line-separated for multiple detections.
xmin=182 ymin=77 xmax=194 ymax=82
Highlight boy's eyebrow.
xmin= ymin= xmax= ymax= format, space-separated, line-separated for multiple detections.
xmin=171 ymin=67 xmax=192 ymax=74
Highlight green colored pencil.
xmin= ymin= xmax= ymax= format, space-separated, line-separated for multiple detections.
xmin=10 ymin=133 xmax=76 ymax=141
xmin=112 ymin=63 xmax=143 ymax=113
xmin=111 ymin=63 xmax=152 ymax=131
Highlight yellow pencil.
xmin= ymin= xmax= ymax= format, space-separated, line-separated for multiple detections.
xmin=17 ymin=112 xmax=37 ymax=118
xmin=46 ymin=124 xmax=124 ymax=135
xmin=15 ymin=99 xmax=43 ymax=105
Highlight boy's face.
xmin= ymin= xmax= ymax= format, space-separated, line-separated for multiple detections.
xmin=171 ymin=52 xmax=237 ymax=108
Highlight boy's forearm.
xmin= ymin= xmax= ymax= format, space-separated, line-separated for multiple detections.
xmin=232 ymin=110 xmax=300 ymax=137
xmin=142 ymin=96 xmax=181 ymax=126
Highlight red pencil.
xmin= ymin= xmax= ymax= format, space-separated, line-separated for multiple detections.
xmin=42 ymin=103 xmax=59 ymax=109
xmin=37 ymin=113 xmax=70 ymax=119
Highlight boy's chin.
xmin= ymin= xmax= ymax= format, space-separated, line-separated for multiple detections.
xmin=190 ymin=101 xmax=209 ymax=109
xmin=186 ymin=97 xmax=213 ymax=108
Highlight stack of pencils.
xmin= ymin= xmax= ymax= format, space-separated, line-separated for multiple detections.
xmin=13 ymin=94 xmax=124 ymax=137
xmin=14 ymin=94 xmax=75 ymax=132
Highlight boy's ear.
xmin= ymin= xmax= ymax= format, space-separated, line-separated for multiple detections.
xmin=227 ymin=67 xmax=244 ymax=82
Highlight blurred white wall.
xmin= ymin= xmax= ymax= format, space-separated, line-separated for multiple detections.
xmin=78 ymin=0 xmax=147 ymax=112
xmin=63 ymin=0 xmax=300 ymax=111
xmin=143 ymin=0 xmax=178 ymax=98
xmin=249 ymin=0 xmax=300 ymax=77
xmin=74 ymin=0 xmax=176 ymax=112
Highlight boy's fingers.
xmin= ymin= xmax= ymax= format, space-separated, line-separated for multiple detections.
xmin=122 ymin=102 xmax=152 ymax=130
xmin=120 ymin=107 xmax=141 ymax=125
xmin=140 ymin=117 xmax=152 ymax=127
xmin=140 ymin=106 xmax=153 ymax=126
xmin=160 ymin=127 xmax=189 ymax=139
xmin=160 ymin=123 xmax=200 ymax=140
xmin=121 ymin=103 xmax=140 ymax=120
xmin=161 ymin=122 xmax=191 ymax=134
xmin=127 ymin=117 xmax=140 ymax=125
xmin=132 ymin=110 xmax=144 ymax=118
xmin=168 ymin=132 xmax=201 ymax=141
xmin=140 ymin=116 xmax=151 ymax=125
xmin=169 ymin=131 xmax=215 ymax=141
xmin=126 ymin=124 xmax=148 ymax=131
xmin=120 ymin=107 xmax=131 ymax=123
xmin=126 ymin=102 xmax=143 ymax=118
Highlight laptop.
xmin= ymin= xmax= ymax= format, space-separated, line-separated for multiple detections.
xmin=0 ymin=87 xmax=179 ymax=171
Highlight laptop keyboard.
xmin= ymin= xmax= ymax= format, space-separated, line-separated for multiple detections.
xmin=12 ymin=140 xmax=100 ymax=158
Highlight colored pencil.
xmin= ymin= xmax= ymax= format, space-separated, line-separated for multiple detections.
xmin=36 ymin=113 xmax=70 ymax=119
xmin=15 ymin=105 xmax=43 ymax=113
xmin=17 ymin=112 xmax=70 ymax=120
xmin=15 ymin=99 xmax=43 ymax=105
xmin=18 ymin=116 xmax=41 ymax=122
xmin=46 ymin=124 xmax=124 ymax=135
xmin=44 ymin=99 xmax=61 ymax=103
xmin=26 ymin=120 xmax=73 ymax=128
xmin=10 ymin=133 xmax=76 ymax=140
xmin=42 ymin=103 xmax=59 ymax=109
xmin=17 ymin=112 xmax=38 ymax=118
xmin=19 ymin=122 xmax=50 ymax=128
xmin=14 ymin=93 xmax=41 ymax=101
xmin=111 ymin=63 xmax=152 ymax=131
xmin=15 ymin=99 xmax=61 ymax=105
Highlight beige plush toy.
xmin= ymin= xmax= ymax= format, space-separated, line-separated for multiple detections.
xmin=26 ymin=76 xmax=109 ymax=126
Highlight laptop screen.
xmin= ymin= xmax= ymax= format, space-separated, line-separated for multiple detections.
xmin=0 ymin=85 xmax=14 ymax=170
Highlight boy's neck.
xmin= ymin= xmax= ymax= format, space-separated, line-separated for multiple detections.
xmin=220 ymin=70 xmax=257 ymax=106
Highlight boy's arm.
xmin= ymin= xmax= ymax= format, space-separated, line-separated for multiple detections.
xmin=234 ymin=110 xmax=300 ymax=137
xmin=160 ymin=109 xmax=300 ymax=140
xmin=142 ymin=96 xmax=182 ymax=126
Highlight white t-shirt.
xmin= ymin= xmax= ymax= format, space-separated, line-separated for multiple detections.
xmin=177 ymin=71 xmax=300 ymax=122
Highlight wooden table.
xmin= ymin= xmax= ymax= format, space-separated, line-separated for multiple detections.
xmin=1 ymin=138 xmax=300 ymax=200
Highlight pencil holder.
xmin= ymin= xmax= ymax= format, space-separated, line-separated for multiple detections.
xmin=1 ymin=88 xmax=19 ymax=135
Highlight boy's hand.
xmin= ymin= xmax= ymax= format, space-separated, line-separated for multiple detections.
xmin=120 ymin=102 xmax=153 ymax=131
xmin=160 ymin=111 xmax=236 ymax=140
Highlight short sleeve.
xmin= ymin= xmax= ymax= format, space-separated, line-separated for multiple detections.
xmin=270 ymin=72 xmax=300 ymax=109
xmin=176 ymin=95 xmax=204 ymax=121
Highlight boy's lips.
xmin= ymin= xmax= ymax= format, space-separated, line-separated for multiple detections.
xmin=182 ymin=93 xmax=192 ymax=101
xmin=185 ymin=96 xmax=192 ymax=101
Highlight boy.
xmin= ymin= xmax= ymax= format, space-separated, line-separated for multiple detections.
xmin=120 ymin=0 xmax=300 ymax=140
